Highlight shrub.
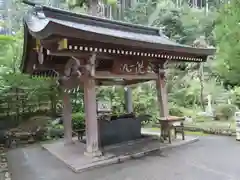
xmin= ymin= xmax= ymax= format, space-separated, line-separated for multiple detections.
xmin=169 ymin=105 xmax=184 ymax=117
xmin=48 ymin=124 xmax=64 ymax=138
xmin=194 ymin=115 xmax=213 ymax=122
xmin=34 ymin=127 xmax=48 ymax=141
xmin=231 ymin=87 xmax=240 ymax=108
xmin=215 ymin=104 xmax=237 ymax=120
xmin=72 ymin=112 xmax=85 ymax=130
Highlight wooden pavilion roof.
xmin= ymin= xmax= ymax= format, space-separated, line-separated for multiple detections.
xmin=21 ymin=1 xmax=215 ymax=86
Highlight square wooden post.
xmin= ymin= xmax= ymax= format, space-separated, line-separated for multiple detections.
xmin=84 ymin=76 xmax=102 ymax=157
xmin=156 ymin=70 xmax=169 ymax=140
xmin=156 ymin=72 xmax=169 ymax=117
xmin=62 ymin=91 xmax=73 ymax=145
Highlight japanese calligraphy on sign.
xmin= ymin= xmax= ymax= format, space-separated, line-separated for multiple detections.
xmin=112 ymin=60 xmax=149 ymax=74
xmin=97 ymin=100 xmax=112 ymax=112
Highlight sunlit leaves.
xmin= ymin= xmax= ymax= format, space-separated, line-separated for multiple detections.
xmin=215 ymin=0 xmax=240 ymax=86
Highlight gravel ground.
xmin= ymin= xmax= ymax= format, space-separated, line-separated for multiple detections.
xmin=7 ymin=135 xmax=240 ymax=180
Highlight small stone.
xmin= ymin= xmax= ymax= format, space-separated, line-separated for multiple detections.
xmin=5 ymin=178 xmax=11 ymax=180
xmin=0 ymin=148 xmax=4 ymax=152
xmin=0 ymin=163 xmax=7 ymax=169
xmin=5 ymin=172 xmax=9 ymax=178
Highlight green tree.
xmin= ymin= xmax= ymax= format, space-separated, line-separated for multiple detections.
xmin=215 ymin=0 xmax=240 ymax=87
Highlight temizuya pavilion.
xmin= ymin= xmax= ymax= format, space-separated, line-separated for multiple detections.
xmin=21 ymin=2 xmax=215 ymax=157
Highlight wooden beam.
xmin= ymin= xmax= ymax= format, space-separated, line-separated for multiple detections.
xmin=94 ymin=71 xmax=160 ymax=80
xmin=46 ymin=50 xmax=114 ymax=60
xmin=96 ymin=79 xmax=151 ymax=86
xmin=46 ymin=50 xmax=153 ymax=61
xmin=124 ymin=79 xmax=151 ymax=85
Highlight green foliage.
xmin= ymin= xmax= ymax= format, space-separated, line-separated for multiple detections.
xmin=215 ymin=0 xmax=240 ymax=86
xmin=194 ymin=115 xmax=213 ymax=122
xmin=72 ymin=112 xmax=85 ymax=130
xmin=125 ymin=1 xmax=217 ymax=45
xmin=66 ymin=0 xmax=86 ymax=9
xmin=48 ymin=124 xmax=64 ymax=138
xmin=215 ymin=104 xmax=237 ymax=120
xmin=0 ymin=33 xmax=60 ymax=117
xmin=231 ymin=87 xmax=240 ymax=108
xmin=97 ymin=86 xmax=125 ymax=114
xmin=65 ymin=0 xmax=117 ymax=10
xmin=132 ymin=83 xmax=158 ymax=116
xmin=0 ymin=35 xmax=15 ymax=45
xmin=169 ymin=103 xmax=184 ymax=117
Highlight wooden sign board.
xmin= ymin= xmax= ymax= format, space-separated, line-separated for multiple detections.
xmin=112 ymin=60 xmax=149 ymax=75
xmin=97 ymin=100 xmax=112 ymax=112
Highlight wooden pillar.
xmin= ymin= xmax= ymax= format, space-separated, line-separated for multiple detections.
xmin=156 ymin=71 xmax=169 ymax=117
xmin=62 ymin=91 xmax=73 ymax=145
xmin=156 ymin=69 xmax=170 ymax=141
xmin=84 ymin=76 xmax=102 ymax=157
xmin=124 ymin=87 xmax=133 ymax=113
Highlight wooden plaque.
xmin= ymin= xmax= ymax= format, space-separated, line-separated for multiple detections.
xmin=97 ymin=100 xmax=112 ymax=112
xmin=112 ymin=60 xmax=149 ymax=75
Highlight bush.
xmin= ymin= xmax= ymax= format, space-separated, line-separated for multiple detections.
xmin=72 ymin=112 xmax=85 ymax=130
xmin=194 ymin=115 xmax=213 ymax=122
xmin=169 ymin=104 xmax=184 ymax=117
xmin=215 ymin=104 xmax=237 ymax=120
xmin=48 ymin=124 xmax=64 ymax=138
xmin=231 ymin=87 xmax=240 ymax=108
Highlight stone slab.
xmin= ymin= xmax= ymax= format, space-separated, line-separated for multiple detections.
xmin=42 ymin=135 xmax=199 ymax=173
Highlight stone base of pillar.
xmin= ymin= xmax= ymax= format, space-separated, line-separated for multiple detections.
xmin=64 ymin=139 xmax=74 ymax=146
xmin=84 ymin=150 xmax=102 ymax=158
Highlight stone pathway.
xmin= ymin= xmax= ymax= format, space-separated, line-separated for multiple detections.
xmin=7 ymin=135 xmax=240 ymax=180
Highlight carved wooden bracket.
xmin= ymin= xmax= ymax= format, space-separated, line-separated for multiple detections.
xmin=58 ymin=53 xmax=96 ymax=93
xmin=65 ymin=57 xmax=82 ymax=78
xmin=57 ymin=57 xmax=82 ymax=93
xmin=69 ymin=54 xmax=96 ymax=77
xmin=85 ymin=53 xmax=96 ymax=77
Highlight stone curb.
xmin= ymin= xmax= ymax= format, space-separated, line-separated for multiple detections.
xmin=150 ymin=125 xmax=236 ymax=137
xmin=0 ymin=147 xmax=11 ymax=180
xmin=159 ymin=137 xmax=199 ymax=151
xmin=70 ymin=137 xmax=199 ymax=173
xmin=184 ymin=126 xmax=236 ymax=136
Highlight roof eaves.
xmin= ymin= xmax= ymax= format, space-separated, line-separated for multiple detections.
xmin=22 ymin=1 xmax=216 ymax=57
